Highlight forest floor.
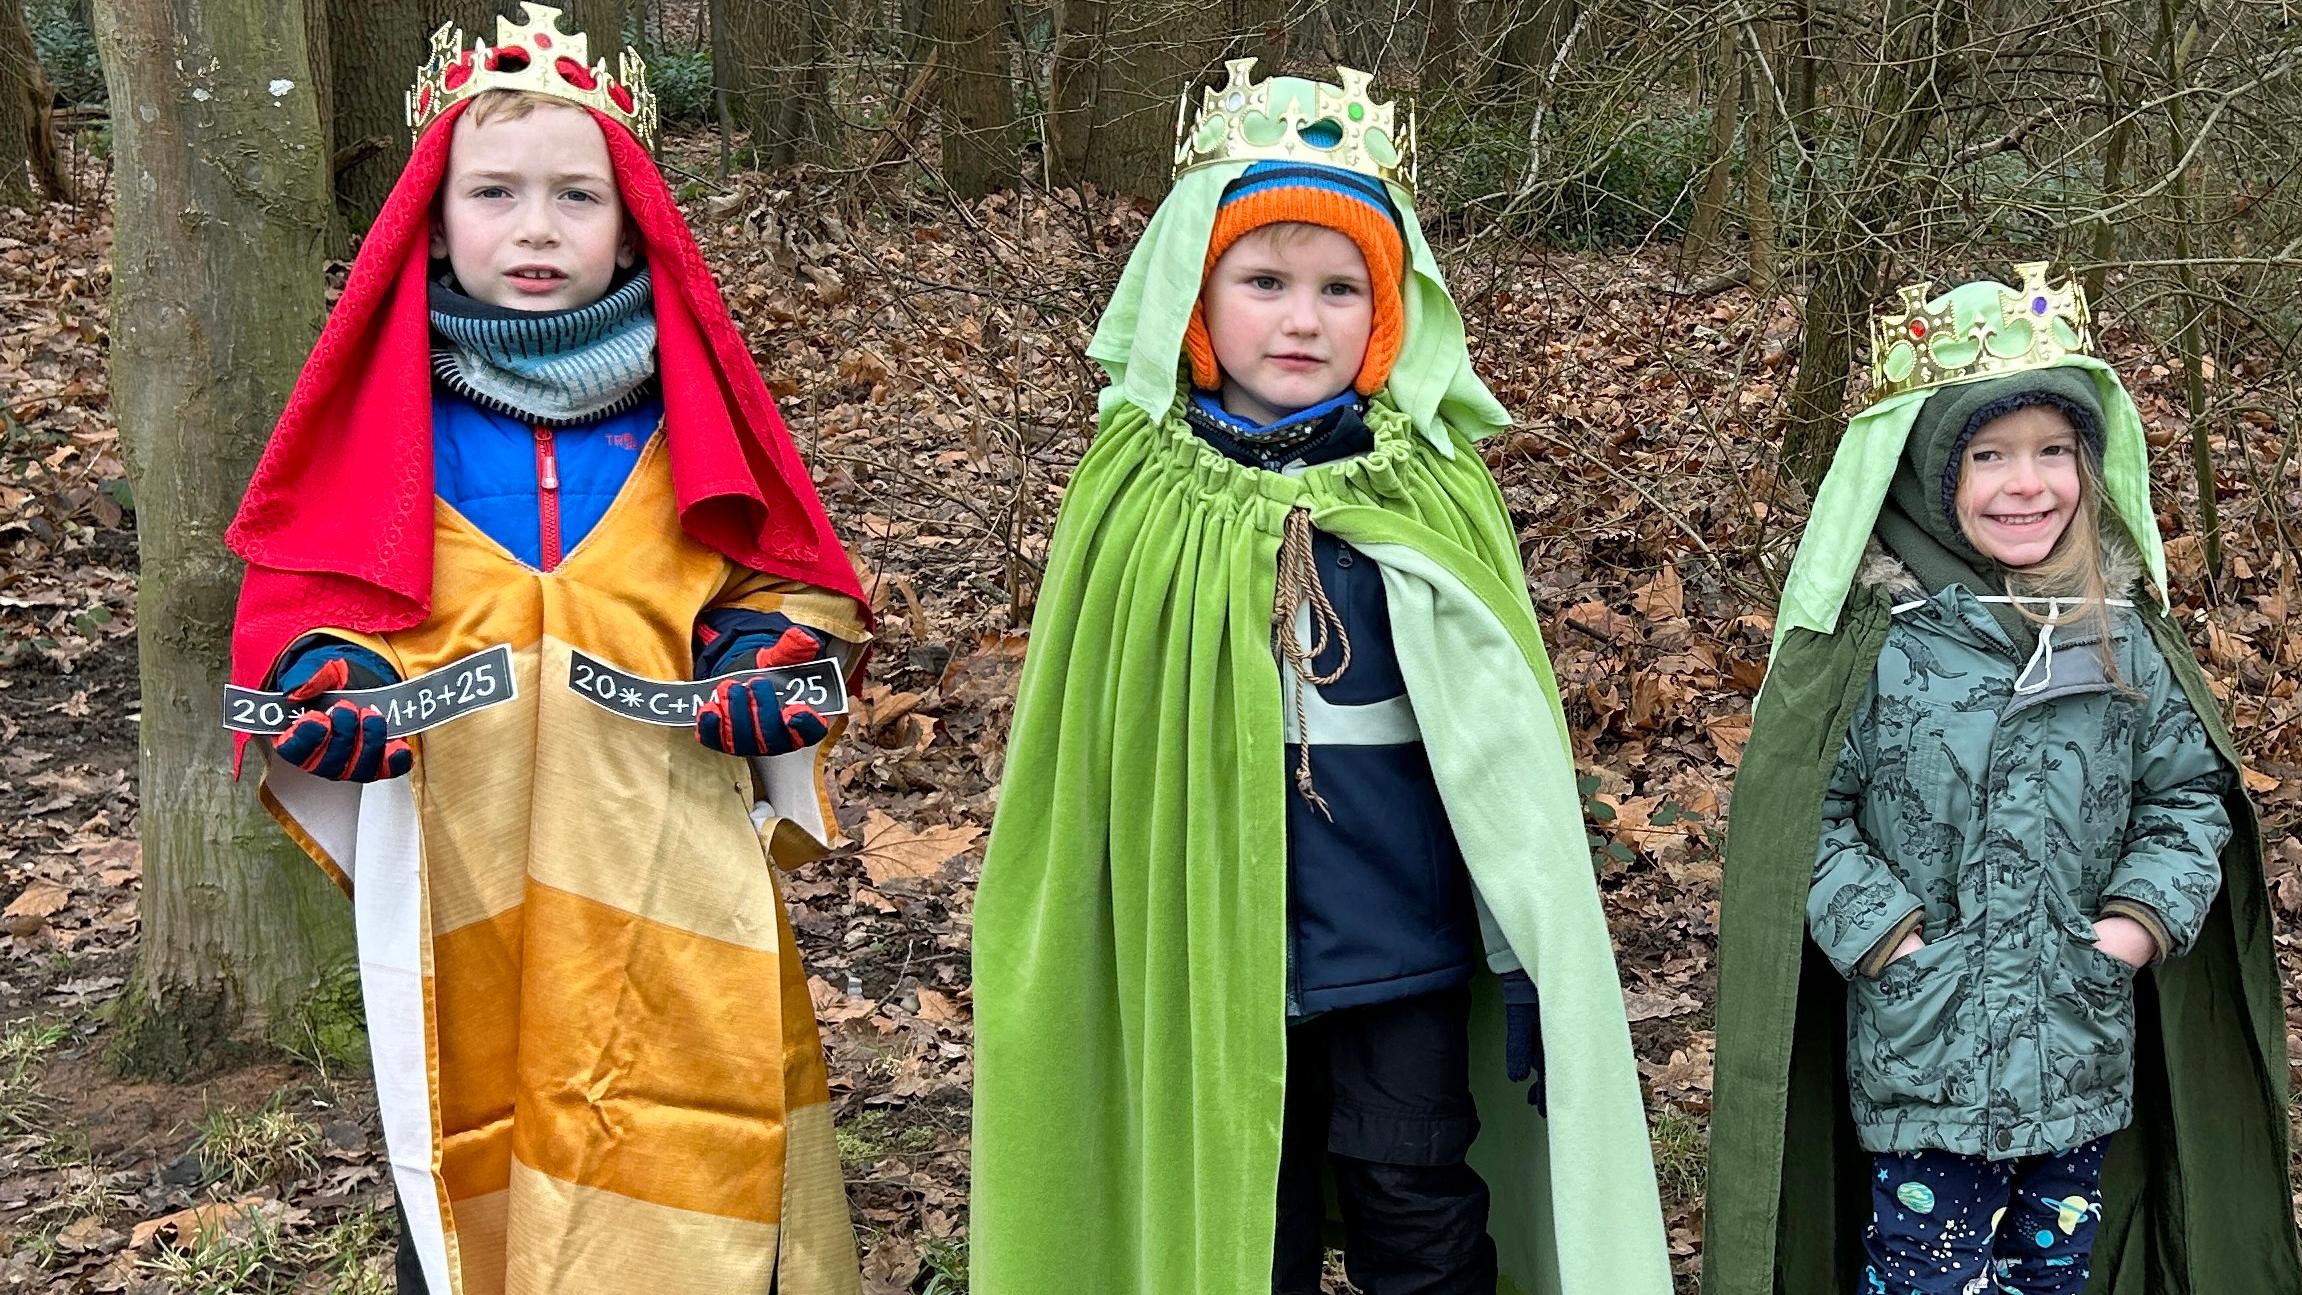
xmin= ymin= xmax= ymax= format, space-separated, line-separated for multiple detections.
xmin=4 ymin=134 xmax=2302 ymax=1293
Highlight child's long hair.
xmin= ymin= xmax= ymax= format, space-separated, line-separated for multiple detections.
xmin=1961 ymin=439 xmax=2126 ymax=680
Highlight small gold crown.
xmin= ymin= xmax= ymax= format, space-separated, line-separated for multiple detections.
xmin=1173 ymin=59 xmax=1414 ymax=191
xmin=1867 ymin=261 xmax=2094 ymax=407
xmin=407 ymin=4 xmax=658 ymax=150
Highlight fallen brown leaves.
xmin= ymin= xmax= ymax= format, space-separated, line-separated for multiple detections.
xmin=7 ymin=122 xmax=2302 ymax=1293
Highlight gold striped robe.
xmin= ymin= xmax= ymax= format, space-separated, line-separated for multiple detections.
xmin=260 ymin=432 xmax=865 ymax=1294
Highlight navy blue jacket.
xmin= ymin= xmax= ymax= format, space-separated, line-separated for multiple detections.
xmin=1186 ymin=394 xmax=1486 ymax=1017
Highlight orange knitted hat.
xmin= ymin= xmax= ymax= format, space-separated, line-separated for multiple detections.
xmin=1183 ymin=163 xmax=1407 ymax=399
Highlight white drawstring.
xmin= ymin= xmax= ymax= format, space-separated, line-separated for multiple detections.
xmin=1886 ymin=594 xmax=2133 ymax=694
xmin=2010 ymin=601 xmax=2064 ymax=693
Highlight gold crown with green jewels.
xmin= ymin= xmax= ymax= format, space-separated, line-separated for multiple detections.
xmin=1173 ymin=59 xmax=1415 ymax=190
xmin=1866 ymin=262 xmax=2094 ymax=406
xmin=407 ymin=3 xmax=658 ymax=149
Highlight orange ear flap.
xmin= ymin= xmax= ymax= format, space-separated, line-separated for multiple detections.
xmin=1183 ymin=301 xmax=1222 ymax=392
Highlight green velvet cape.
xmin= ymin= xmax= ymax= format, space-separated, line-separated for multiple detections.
xmin=970 ymin=398 xmax=1672 ymax=1295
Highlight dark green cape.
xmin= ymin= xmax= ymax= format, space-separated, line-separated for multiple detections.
xmin=1702 ymin=584 xmax=2298 ymax=1293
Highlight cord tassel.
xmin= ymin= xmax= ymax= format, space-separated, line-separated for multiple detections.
xmin=1272 ymin=508 xmax=1351 ymax=818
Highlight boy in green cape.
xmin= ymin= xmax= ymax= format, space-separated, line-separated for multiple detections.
xmin=970 ymin=60 xmax=1671 ymax=1295
xmin=1702 ymin=265 xmax=2298 ymax=1293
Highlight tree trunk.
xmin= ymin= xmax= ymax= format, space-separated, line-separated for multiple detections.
xmin=711 ymin=0 xmax=736 ymax=172
xmin=303 ymin=0 xmax=346 ymax=253
xmin=557 ymin=0 xmax=628 ymax=48
xmin=1047 ymin=0 xmax=1102 ymax=183
xmin=1742 ymin=19 xmax=1778 ymax=296
xmin=1324 ymin=0 xmax=1400 ymax=70
xmin=1779 ymin=0 xmax=1967 ymax=488
xmin=93 ymin=0 xmax=355 ymax=1078
xmin=2157 ymin=0 xmax=2219 ymax=577
xmin=1423 ymin=0 xmax=1463 ymax=92
xmin=723 ymin=0 xmax=828 ymax=167
xmin=1049 ymin=0 xmax=1266 ymax=199
xmin=1237 ymin=0 xmax=1289 ymax=69
xmin=329 ymin=0 xmax=435 ymax=234
xmin=929 ymin=0 xmax=1011 ymax=196
xmin=2083 ymin=21 xmax=2131 ymax=306
xmin=0 ymin=0 xmax=62 ymax=207
xmin=1483 ymin=0 xmax=1575 ymax=103
xmin=1682 ymin=19 xmax=1741 ymax=266
xmin=1780 ymin=250 xmax=1871 ymax=487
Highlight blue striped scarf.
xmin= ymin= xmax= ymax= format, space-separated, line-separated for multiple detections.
xmin=429 ymin=269 xmax=659 ymax=426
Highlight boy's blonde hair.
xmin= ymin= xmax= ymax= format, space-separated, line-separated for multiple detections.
xmin=459 ymin=88 xmax=582 ymax=131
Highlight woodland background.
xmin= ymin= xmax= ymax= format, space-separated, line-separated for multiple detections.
xmin=3 ymin=0 xmax=2301 ymax=1289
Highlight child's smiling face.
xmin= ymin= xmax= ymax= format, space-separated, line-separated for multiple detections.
xmin=1954 ymin=404 xmax=2082 ymax=568
xmin=1200 ymin=223 xmax=1373 ymax=424
xmin=430 ymin=102 xmax=633 ymax=312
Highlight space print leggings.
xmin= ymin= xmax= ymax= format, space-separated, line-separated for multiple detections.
xmin=1862 ymin=1136 xmax=2109 ymax=1295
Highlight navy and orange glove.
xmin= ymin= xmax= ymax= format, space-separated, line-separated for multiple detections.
xmin=270 ymin=639 xmax=413 ymax=782
xmin=692 ymin=611 xmax=834 ymax=758
xmin=1500 ymin=969 xmax=1547 ymax=1114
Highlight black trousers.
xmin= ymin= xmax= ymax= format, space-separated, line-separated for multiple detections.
xmin=395 ymin=1202 xmax=427 ymax=1293
xmin=1271 ymin=986 xmax=1497 ymax=1295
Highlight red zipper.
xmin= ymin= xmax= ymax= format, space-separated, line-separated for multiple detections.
xmin=533 ymin=426 xmax=562 ymax=571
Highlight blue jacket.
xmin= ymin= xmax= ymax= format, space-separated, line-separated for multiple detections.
xmin=431 ymin=390 xmax=662 ymax=569
xmin=1186 ymin=394 xmax=1483 ymax=1017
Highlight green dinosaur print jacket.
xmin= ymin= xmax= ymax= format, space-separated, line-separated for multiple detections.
xmin=1805 ymin=555 xmax=2230 ymax=1160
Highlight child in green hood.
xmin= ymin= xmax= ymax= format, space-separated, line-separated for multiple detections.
xmin=1815 ymin=364 xmax=2226 ymax=1295
xmin=970 ymin=60 xmax=1672 ymax=1295
xmin=1702 ymin=266 xmax=2298 ymax=1295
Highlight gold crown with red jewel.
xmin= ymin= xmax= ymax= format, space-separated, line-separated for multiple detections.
xmin=407 ymin=3 xmax=658 ymax=150
xmin=1866 ymin=261 xmax=2094 ymax=406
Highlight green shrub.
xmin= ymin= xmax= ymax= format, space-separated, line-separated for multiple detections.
xmin=1417 ymin=96 xmax=1710 ymax=248
xmin=24 ymin=0 xmax=105 ymax=106
xmin=647 ymin=48 xmax=715 ymax=127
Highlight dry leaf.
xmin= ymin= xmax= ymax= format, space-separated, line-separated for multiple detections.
xmin=129 ymin=1196 xmax=273 ymax=1251
xmin=861 ymin=1235 xmax=922 ymax=1295
xmin=1631 ymin=564 xmax=1684 ymax=620
xmin=808 ymin=975 xmax=877 ymax=1025
xmin=56 ymin=1216 xmax=120 ymax=1253
xmin=1563 ymin=599 xmax=1635 ymax=643
xmin=937 ymin=629 xmax=1029 ymax=702
xmin=5 ymin=880 xmax=69 ymax=920
xmin=1625 ymin=988 xmax=1702 ymax=1022
xmin=914 ymin=987 xmax=962 ymax=1023
xmin=856 ymin=809 xmax=981 ymax=885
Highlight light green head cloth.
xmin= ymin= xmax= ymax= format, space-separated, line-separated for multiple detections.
xmin=1084 ymin=76 xmax=1510 ymax=457
xmin=1772 ymin=277 xmax=2170 ymax=659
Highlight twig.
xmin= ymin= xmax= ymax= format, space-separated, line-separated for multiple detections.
xmin=1664 ymin=264 xmax=1751 ymax=298
xmin=1946 ymin=103 xmax=2063 ymax=165
xmin=1515 ymin=8 xmax=1592 ymax=199
xmin=331 ymin=135 xmax=386 ymax=176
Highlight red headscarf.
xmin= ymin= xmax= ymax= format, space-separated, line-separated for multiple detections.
xmin=228 ymin=101 xmax=866 ymax=704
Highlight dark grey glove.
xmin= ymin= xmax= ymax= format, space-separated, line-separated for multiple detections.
xmin=1500 ymin=969 xmax=1546 ymax=1115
